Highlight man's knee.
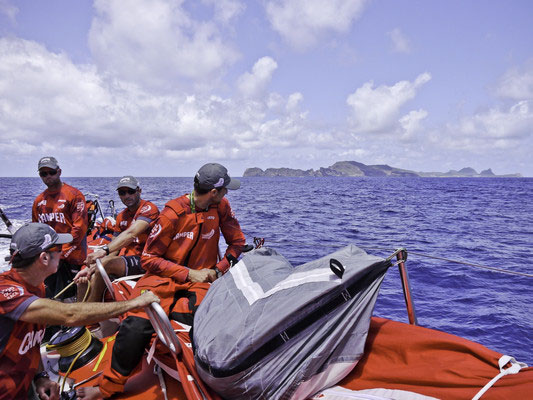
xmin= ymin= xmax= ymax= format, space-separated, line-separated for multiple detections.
xmin=99 ymin=256 xmax=126 ymax=277
xmin=111 ymin=316 xmax=154 ymax=376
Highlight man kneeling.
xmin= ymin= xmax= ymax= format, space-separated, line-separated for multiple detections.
xmin=0 ymin=223 xmax=159 ymax=400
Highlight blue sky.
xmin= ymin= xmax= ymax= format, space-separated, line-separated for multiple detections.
xmin=0 ymin=0 xmax=532 ymax=177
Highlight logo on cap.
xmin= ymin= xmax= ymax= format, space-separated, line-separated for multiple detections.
xmin=213 ymin=178 xmax=225 ymax=188
xmin=40 ymin=234 xmax=53 ymax=250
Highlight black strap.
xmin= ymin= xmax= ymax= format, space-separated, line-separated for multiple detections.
xmin=196 ymin=259 xmax=391 ymax=378
xmin=330 ymin=258 xmax=344 ymax=278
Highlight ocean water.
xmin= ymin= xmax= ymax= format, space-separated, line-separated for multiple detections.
xmin=1 ymin=176 xmax=532 ymax=364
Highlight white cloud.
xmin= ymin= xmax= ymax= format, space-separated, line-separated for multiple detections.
xmin=286 ymin=92 xmax=303 ymax=111
xmin=202 ymin=0 xmax=245 ymax=24
xmin=266 ymin=0 xmax=367 ymax=50
xmin=388 ymin=28 xmax=411 ymax=54
xmin=495 ymin=60 xmax=533 ymax=100
xmin=346 ymin=72 xmax=431 ymax=133
xmin=0 ymin=38 xmax=111 ymax=143
xmin=436 ymin=100 xmax=533 ymax=153
xmin=88 ymin=0 xmax=239 ymax=92
xmin=0 ymin=37 xmax=324 ymax=174
xmin=399 ymin=109 xmax=428 ymax=140
xmin=237 ymin=56 xmax=278 ymax=98
xmin=0 ymin=0 xmax=17 ymax=22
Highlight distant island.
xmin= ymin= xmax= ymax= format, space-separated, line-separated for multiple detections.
xmin=243 ymin=161 xmax=522 ymax=178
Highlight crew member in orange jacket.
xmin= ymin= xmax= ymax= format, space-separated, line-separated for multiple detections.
xmin=74 ymin=176 xmax=159 ymax=302
xmin=32 ymin=156 xmax=88 ymax=299
xmin=0 ymin=223 xmax=159 ymax=400
xmin=78 ymin=163 xmax=246 ymax=400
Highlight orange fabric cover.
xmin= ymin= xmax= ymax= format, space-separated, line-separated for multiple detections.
xmin=340 ymin=317 xmax=533 ymax=399
xmin=68 ymin=339 xmax=188 ymax=400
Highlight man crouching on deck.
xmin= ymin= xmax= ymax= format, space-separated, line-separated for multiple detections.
xmin=0 ymin=223 xmax=159 ymax=400
xmin=78 ymin=163 xmax=246 ymax=399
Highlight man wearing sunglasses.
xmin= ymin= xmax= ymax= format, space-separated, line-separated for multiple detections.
xmin=80 ymin=163 xmax=246 ymax=400
xmin=0 ymin=223 xmax=159 ymax=400
xmin=74 ymin=176 xmax=159 ymax=302
xmin=32 ymin=156 xmax=88 ymax=300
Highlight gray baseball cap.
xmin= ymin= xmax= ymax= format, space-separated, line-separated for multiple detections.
xmin=10 ymin=223 xmax=72 ymax=259
xmin=38 ymin=156 xmax=59 ymax=170
xmin=195 ymin=163 xmax=240 ymax=191
xmin=117 ymin=176 xmax=139 ymax=190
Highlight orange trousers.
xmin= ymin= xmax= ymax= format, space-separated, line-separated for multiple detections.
xmin=98 ymin=274 xmax=209 ymax=398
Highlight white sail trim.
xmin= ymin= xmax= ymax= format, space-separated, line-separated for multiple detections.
xmin=230 ymin=260 xmax=339 ymax=305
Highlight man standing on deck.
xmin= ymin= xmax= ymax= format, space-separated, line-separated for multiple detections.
xmin=78 ymin=163 xmax=246 ymax=400
xmin=0 ymin=223 xmax=159 ymax=400
xmin=74 ymin=176 xmax=159 ymax=302
xmin=32 ymin=156 xmax=88 ymax=299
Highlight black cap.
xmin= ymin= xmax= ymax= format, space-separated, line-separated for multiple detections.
xmin=9 ymin=223 xmax=72 ymax=259
xmin=195 ymin=163 xmax=240 ymax=191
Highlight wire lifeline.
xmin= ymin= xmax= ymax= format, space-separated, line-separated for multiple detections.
xmin=362 ymin=245 xmax=532 ymax=278
xmin=405 ymin=250 xmax=533 ymax=278
xmin=241 ymin=235 xmax=533 ymax=278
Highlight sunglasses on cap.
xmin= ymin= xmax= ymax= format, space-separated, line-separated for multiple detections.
xmin=39 ymin=169 xmax=58 ymax=177
xmin=118 ymin=188 xmax=137 ymax=196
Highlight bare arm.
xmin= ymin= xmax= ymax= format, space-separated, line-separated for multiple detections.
xmin=86 ymin=219 xmax=149 ymax=264
xmin=107 ymin=219 xmax=150 ymax=253
xmin=19 ymin=291 xmax=159 ymax=326
xmin=32 ymin=199 xmax=39 ymax=222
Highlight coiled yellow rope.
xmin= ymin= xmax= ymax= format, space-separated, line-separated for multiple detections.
xmin=46 ymin=327 xmax=93 ymax=392
xmin=46 ymin=328 xmax=92 ymax=357
xmin=47 ymin=266 xmax=97 ymax=393
xmin=46 ymin=328 xmax=93 ymax=392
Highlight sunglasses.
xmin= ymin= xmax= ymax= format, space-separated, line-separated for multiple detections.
xmin=118 ymin=188 xmax=137 ymax=196
xmin=46 ymin=245 xmax=63 ymax=253
xmin=39 ymin=169 xmax=58 ymax=177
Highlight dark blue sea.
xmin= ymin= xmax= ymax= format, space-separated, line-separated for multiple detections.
xmin=1 ymin=176 xmax=532 ymax=365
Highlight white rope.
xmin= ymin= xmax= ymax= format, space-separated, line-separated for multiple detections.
xmin=154 ymin=365 xmax=168 ymax=400
xmin=471 ymin=355 xmax=527 ymax=400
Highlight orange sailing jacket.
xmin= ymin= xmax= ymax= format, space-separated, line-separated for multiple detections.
xmin=32 ymin=183 xmax=88 ymax=265
xmin=141 ymin=194 xmax=245 ymax=283
xmin=114 ymin=199 xmax=160 ymax=257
